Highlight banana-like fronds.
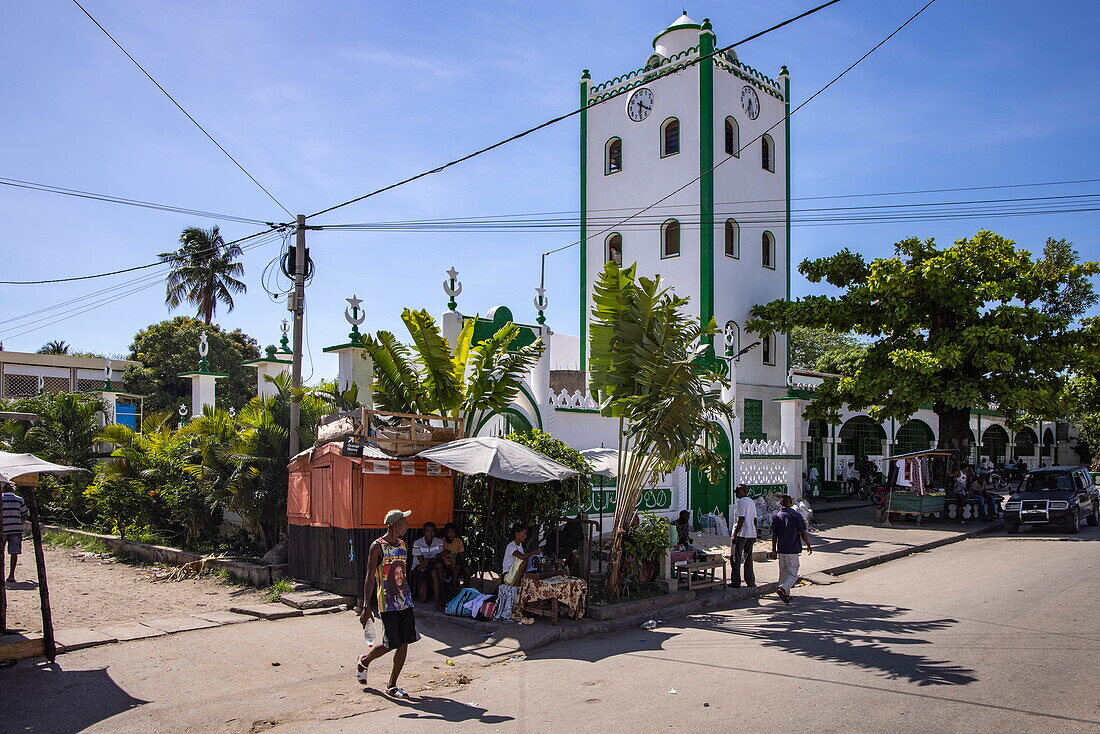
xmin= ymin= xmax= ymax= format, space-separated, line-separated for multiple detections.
xmin=402 ymin=308 xmax=463 ymax=411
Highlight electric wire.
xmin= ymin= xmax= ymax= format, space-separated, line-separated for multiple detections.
xmin=70 ymin=0 xmax=293 ymax=218
xmin=541 ymin=0 xmax=941 ymax=257
xmin=0 ymin=177 xmax=275 ymax=225
xmin=305 ymin=0 xmax=849 ymax=220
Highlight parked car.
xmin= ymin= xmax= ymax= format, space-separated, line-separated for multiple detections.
xmin=1002 ymin=466 xmax=1099 ymax=534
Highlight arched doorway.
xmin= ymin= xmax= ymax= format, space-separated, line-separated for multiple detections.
xmin=981 ymin=424 xmax=1009 ymax=465
xmin=807 ymin=419 xmax=827 ymax=495
xmin=838 ymin=417 xmax=886 ymax=461
xmin=1042 ymin=427 xmax=1055 ymax=460
xmin=475 ymin=409 xmax=533 ymax=438
xmin=895 ymin=419 xmax=934 ymax=454
xmin=1013 ymin=427 xmax=1037 ymax=461
xmin=690 ymin=427 xmax=731 ymax=526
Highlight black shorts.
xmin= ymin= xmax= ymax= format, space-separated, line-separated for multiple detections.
xmin=379 ymin=608 xmax=419 ymax=649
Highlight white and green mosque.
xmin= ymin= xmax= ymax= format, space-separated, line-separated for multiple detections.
xmin=226 ymin=15 xmax=1076 ymax=527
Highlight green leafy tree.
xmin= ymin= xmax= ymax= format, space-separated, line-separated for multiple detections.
xmin=748 ymin=232 xmax=1100 ymax=463
xmin=0 ymin=392 xmax=104 ymax=520
xmin=456 ymin=429 xmax=590 ymax=574
xmin=1064 ymin=372 xmax=1100 ymax=468
xmin=121 ymin=317 xmax=260 ymax=415
xmin=160 ymin=225 xmax=247 ymax=325
xmin=37 ymin=340 xmax=71 ymax=355
xmin=789 ymin=326 xmax=867 ymax=372
xmin=364 ymin=309 xmax=544 ymax=435
xmin=588 ymin=262 xmax=733 ymax=590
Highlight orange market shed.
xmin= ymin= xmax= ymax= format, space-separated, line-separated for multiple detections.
xmin=286 ymin=441 xmax=454 ymax=595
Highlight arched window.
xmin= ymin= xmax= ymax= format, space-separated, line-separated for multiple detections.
xmin=661 ymin=219 xmax=680 ymax=258
xmin=661 ymin=118 xmax=680 ymax=157
xmin=724 ymin=219 xmax=740 ymax=258
xmin=605 ymin=137 xmax=622 ymax=175
xmin=761 ymin=333 xmax=774 ymax=365
xmin=723 ymin=320 xmax=740 ymax=355
xmin=761 ymin=134 xmax=774 ymax=172
xmin=605 ymin=233 xmax=623 ymax=266
xmin=724 ymin=117 xmax=739 ymax=156
xmin=761 ymin=231 xmax=775 ymax=268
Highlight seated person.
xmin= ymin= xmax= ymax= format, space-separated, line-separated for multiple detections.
xmin=502 ymin=523 xmax=539 ymax=585
xmin=554 ymin=515 xmax=585 ymax=576
xmin=670 ymin=510 xmax=693 ymax=547
xmin=411 ymin=521 xmax=445 ymax=608
xmin=441 ymin=522 xmax=469 ymax=593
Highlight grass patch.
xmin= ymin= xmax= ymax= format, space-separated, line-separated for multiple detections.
xmin=43 ymin=530 xmax=109 ymax=555
xmin=263 ymin=577 xmax=294 ymax=602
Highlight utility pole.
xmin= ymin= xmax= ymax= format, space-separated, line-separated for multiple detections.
xmin=289 ymin=214 xmax=307 ymax=456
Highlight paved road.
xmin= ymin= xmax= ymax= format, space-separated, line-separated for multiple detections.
xmin=3 ymin=524 xmax=1097 ymax=733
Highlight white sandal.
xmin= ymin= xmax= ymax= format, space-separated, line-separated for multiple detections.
xmin=356 ymin=656 xmax=369 ymax=685
xmin=386 ymin=686 xmax=410 ymax=699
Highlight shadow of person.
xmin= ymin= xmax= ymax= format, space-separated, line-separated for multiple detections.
xmin=687 ymin=598 xmax=977 ymax=687
xmin=4 ymin=580 xmax=39 ymax=590
xmin=366 ymin=690 xmax=514 ymax=723
xmin=0 ymin=661 xmax=147 ymax=733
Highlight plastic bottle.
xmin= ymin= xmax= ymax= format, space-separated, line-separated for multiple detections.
xmin=363 ymin=619 xmax=376 ymax=649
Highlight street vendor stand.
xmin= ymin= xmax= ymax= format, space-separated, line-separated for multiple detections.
xmin=0 ymin=450 xmax=85 ymax=663
xmin=882 ymin=449 xmax=952 ymax=526
xmin=418 ymin=437 xmax=592 ymax=621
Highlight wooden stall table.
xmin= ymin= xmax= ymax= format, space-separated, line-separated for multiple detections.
xmin=674 ymin=555 xmax=727 ymax=591
xmin=519 ymin=574 xmax=588 ymax=624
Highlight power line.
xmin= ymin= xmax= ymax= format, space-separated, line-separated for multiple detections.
xmin=0 ymin=176 xmax=274 ymax=225
xmin=317 ymin=178 xmax=1100 ymax=225
xmin=542 ymin=0 xmax=941 ymax=257
xmin=306 ymin=0 xmax=850 ymax=220
xmin=70 ymin=0 xmax=293 ymax=218
xmin=0 ymin=225 xmax=284 ymax=285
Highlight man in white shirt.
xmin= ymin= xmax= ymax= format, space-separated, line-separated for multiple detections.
xmin=728 ymin=484 xmax=758 ymax=588
xmin=411 ymin=522 xmax=445 ymax=608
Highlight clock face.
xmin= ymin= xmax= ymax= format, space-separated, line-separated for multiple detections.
xmin=626 ymin=88 xmax=654 ymax=122
xmin=741 ymin=85 xmax=760 ymax=120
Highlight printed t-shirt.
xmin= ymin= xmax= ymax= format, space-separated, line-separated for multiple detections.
xmin=444 ymin=537 xmax=465 ymax=556
xmin=2 ymin=492 xmax=28 ymax=535
xmin=411 ymin=536 xmax=443 ymax=568
xmin=731 ymin=495 xmax=758 ymax=538
xmin=771 ymin=507 xmax=807 ymax=555
xmin=373 ymin=536 xmax=414 ymax=613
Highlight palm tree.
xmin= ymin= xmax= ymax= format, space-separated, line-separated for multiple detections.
xmin=588 ymin=262 xmax=734 ymax=590
xmin=37 ymin=340 xmax=71 ymax=355
xmin=161 ymin=225 xmax=247 ymax=325
xmin=363 ymin=309 xmax=544 ymax=435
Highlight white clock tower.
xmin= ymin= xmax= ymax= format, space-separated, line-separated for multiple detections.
xmin=578 ymin=13 xmax=791 ymax=441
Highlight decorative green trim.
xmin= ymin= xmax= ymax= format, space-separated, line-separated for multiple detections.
xmin=652 ymin=22 xmax=702 ymax=50
xmin=604 ymin=136 xmax=623 ymax=175
xmin=783 ymin=69 xmax=792 ymax=382
xmin=177 ymin=370 xmax=229 ymax=378
xmin=579 ymin=70 xmax=589 ymax=371
xmin=590 ymin=47 xmax=700 ymax=96
xmin=660 ymin=219 xmax=681 ymax=259
xmin=321 ymin=342 xmax=367 ymax=352
xmin=762 ymin=230 xmax=776 ymax=270
xmin=516 ymin=383 xmax=544 ymax=430
xmin=554 ymin=407 xmax=600 ymax=414
xmin=698 ymin=26 xmax=715 ymax=341
xmin=475 ymin=407 xmax=534 ymax=435
xmin=241 ymin=357 xmax=291 ymax=366
xmin=659 ymin=116 xmax=680 ymax=158
xmin=742 ymin=454 xmax=802 ymax=461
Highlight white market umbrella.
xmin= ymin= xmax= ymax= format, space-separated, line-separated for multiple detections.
xmin=0 ymin=451 xmax=84 ymax=483
xmin=417 ymin=436 xmax=578 ymax=484
xmin=579 ymin=447 xmax=645 ymax=479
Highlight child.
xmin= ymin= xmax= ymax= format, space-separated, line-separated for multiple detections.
xmin=441 ymin=522 xmax=469 ymax=594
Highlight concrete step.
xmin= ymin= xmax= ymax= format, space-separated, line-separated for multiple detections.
xmin=230 ymin=603 xmax=304 ymax=620
xmin=54 ymin=627 xmax=118 ymax=652
xmin=278 ymin=587 xmax=351 ymax=610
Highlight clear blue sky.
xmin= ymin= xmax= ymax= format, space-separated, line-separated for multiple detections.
xmin=2 ymin=0 xmax=1098 ymax=375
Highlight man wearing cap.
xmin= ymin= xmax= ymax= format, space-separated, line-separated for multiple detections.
xmin=357 ymin=509 xmax=419 ymax=698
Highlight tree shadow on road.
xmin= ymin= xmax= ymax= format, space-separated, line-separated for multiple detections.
xmin=0 ymin=661 xmax=147 ymax=733
xmin=689 ymin=597 xmax=977 ymax=686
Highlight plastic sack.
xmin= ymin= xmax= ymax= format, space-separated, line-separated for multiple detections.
xmin=445 ymin=587 xmax=481 ymax=617
xmin=710 ymin=509 xmax=730 ymax=538
xmin=794 ymin=500 xmax=814 ymax=525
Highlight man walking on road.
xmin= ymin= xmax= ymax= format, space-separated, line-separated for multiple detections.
xmin=729 ymin=484 xmax=757 ymax=588
xmin=2 ymin=482 xmax=29 ymax=582
xmin=358 ymin=509 xmax=419 ymax=698
xmin=771 ymin=495 xmax=812 ymax=604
